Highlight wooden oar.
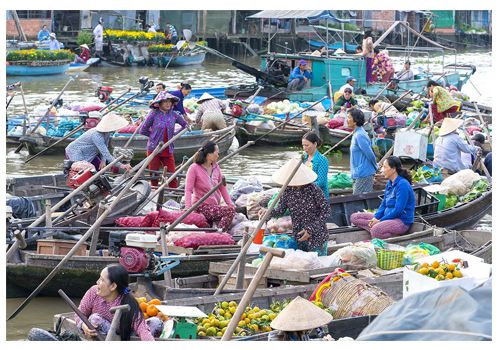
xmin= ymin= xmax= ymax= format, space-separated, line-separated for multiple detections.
xmin=24 ymin=123 xmax=86 ymax=164
xmin=380 ymin=90 xmax=413 ymax=114
xmin=472 ymin=101 xmax=491 ymax=147
xmin=106 ymin=305 xmax=131 ymax=341
xmin=373 ymin=79 xmax=395 ymax=100
xmin=463 ymin=127 xmax=491 ymax=180
xmin=99 ymin=87 xmax=131 ymax=113
xmin=7 ymin=142 xmax=164 ymax=321
xmin=100 ymin=91 xmax=143 ymax=116
xmin=6 ymin=93 xmax=15 ymax=109
xmin=328 ymin=81 xmax=335 ymax=112
xmin=321 ymin=131 xmax=355 ymax=156
xmin=58 ymin=289 xmax=106 ymax=341
xmin=214 ymin=157 xmax=304 ymax=295
xmin=15 ymin=76 xmax=76 ymax=153
xmin=19 ymin=83 xmax=28 ymax=115
xmin=122 ymin=116 xmax=145 ymax=149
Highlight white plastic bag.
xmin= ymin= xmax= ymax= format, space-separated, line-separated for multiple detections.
xmin=270 ymin=249 xmax=323 ymax=271
xmin=331 ymin=242 xmax=377 ymax=269
xmin=441 ymin=169 xmax=481 ymax=196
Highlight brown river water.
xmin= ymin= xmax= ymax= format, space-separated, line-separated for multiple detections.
xmin=5 ymin=51 xmax=492 ymax=340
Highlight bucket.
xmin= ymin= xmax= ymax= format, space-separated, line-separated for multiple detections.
xmin=435 ymin=193 xmax=446 ymax=211
xmin=253 ymin=228 xmax=265 ymax=244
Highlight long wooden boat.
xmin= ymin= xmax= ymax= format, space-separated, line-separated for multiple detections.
xmin=67 ymin=58 xmax=100 ymax=72
xmin=158 ymin=52 xmax=206 ymax=67
xmin=18 ymin=123 xmax=236 ymax=162
xmin=328 ymin=185 xmax=492 ymax=230
xmin=6 ymin=61 xmax=70 ymax=76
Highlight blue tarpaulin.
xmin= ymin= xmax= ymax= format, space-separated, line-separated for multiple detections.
xmin=247 ymin=10 xmax=350 ymax=23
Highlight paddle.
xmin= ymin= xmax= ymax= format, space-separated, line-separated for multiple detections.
xmin=6 ymin=93 xmax=15 ymax=109
xmin=58 ymin=289 xmax=106 ymax=341
xmin=463 ymin=126 xmax=491 ymax=180
xmin=7 ymin=142 xmax=165 ymax=321
xmin=14 ymin=76 xmax=76 ymax=153
xmin=214 ymin=157 xmax=304 ymax=295
xmin=472 ymin=101 xmax=491 ymax=147
xmin=328 ymin=81 xmax=335 ymax=112
xmin=19 ymin=83 xmax=28 ymax=115
xmin=99 ymin=87 xmax=131 ymax=113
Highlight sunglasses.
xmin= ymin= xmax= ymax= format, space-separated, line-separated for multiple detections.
xmin=344 ymin=90 xmax=352 ymax=94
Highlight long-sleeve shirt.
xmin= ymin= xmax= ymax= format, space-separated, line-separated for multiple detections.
xmin=49 ymin=39 xmax=61 ymax=50
xmin=433 ymin=133 xmax=479 ymax=174
xmin=184 ymin=163 xmax=233 ymax=208
xmin=395 ymin=68 xmax=414 ymax=81
xmin=38 ymin=29 xmax=50 ymax=41
xmin=303 ymin=150 xmax=329 ymax=201
xmin=269 ymin=183 xmax=329 ymax=252
xmin=333 ymin=96 xmax=358 ymax=113
xmin=288 ymin=66 xmax=313 ymax=83
xmin=169 ymin=89 xmax=186 ymax=117
xmin=75 ymin=285 xmax=154 ymax=341
xmin=195 ymin=98 xmax=225 ymax=124
xmin=139 ymin=108 xmax=187 ymax=153
xmin=79 ymin=49 xmax=91 ymax=63
xmin=431 ymin=86 xmax=460 ymax=113
xmin=374 ymin=175 xmax=415 ymax=225
xmin=65 ymin=129 xmax=121 ymax=166
xmin=350 ymin=126 xmax=377 ymax=179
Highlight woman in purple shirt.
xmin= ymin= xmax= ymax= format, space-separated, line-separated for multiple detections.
xmin=139 ymin=91 xmax=187 ymax=188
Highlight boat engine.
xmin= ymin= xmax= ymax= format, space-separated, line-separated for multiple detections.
xmin=96 ymin=86 xmax=113 ymax=103
xmin=67 ymin=164 xmax=112 ymax=206
xmin=108 ymin=232 xmax=179 ymax=276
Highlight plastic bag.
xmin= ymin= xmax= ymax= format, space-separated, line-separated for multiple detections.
xmin=262 ymin=234 xmax=298 ymax=250
xmin=331 ymin=242 xmax=377 ymax=269
xmin=441 ymin=169 xmax=481 ymax=195
xmin=328 ymin=172 xmax=353 ymax=189
xmin=246 ymin=189 xmax=278 ymax=219
xmin=230 ymin=176 xmax=263 ymax=202
xmin=269 ymin=249 xmax=323 ymax=271
xmin=266 ymin=216 xmax=293 ymax=234
xmin=403 ymin=243 xmax=441 ymax=265
xmin=174 ymin=232 xmax=235 ymax=249
xmin=235 ymin=193 xmax=250 ymax=208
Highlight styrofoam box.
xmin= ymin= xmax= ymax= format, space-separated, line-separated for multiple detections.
xmin=403 ymin=250 xmax=491 ymax=298
xmin=393 ymin=130 xmax=428 ymax=161
xmin=125 ymin=233 xmax=157 ymax=249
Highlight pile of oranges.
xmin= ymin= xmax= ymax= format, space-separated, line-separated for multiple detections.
xmin=136 ymin=297 xmax=168 ymax=321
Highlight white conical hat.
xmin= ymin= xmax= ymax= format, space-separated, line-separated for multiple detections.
xmin=272 ymin=159 xmax=317 ymax=186
xmin=270 ymin=296 xmax=333 ymax=331
xmin=439 ymin=118 xmax=463 ymax=136
xmin=197 ymin=92 xmax=215 ymax=104
xmin=334 ymin=48 xmax=346 ymax=55
xmin=80 ymin=44 xmax=90 ymax=50
xmin=95 ymin=113 xmax=128 ymax=133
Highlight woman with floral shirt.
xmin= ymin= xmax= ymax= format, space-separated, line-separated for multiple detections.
xmin=371 ymin=48 xmax=395 ymax=83
xmin=260 ymin=159 xmax=330 ymax=256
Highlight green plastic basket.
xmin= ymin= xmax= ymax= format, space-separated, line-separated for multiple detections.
xmin=376 ymin=248 xmax=405 ymax=270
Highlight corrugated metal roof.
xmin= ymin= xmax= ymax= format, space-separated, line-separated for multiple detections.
xmin=247 ymin=10 xmax=350 ymax=22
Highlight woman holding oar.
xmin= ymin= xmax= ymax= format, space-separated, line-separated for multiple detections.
xmin=346 ymin=109 xmax=377 ymax=194
xmin=184 ymin=140 xmax=235 ymax=231
xmin=140 ymin=91 xmax=188 ymax=188
xmin=302 ymin=131 xmax=329 ymax=201
xmin=65 ymin=112 xmax=132 ymax=172
xmin=76 ymin=264 xmax=154 ymax=340
xmin=169 ymin=82 xmax=193 ymax=125
xmin=259 ymin=159 xmax=330 ymax=256
xmin=351 ymin=156 xmax=415 ymax=239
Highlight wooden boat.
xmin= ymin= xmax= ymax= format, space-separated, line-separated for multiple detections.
xmin=158 ymin=52 xmax=206 ymax=67
xmin=6 ymin=61 xmax=70 ymax=76
xmin=67 ymin=58 xmax=100 ymax=72
xmin=18 ymin=122 xmax=236 ymax=162
xmin=329 ymin=185 xmax=492 ymax=230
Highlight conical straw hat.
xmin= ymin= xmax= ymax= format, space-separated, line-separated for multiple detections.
xmin=272 ymin=159 xmax=317 ymax=186
xmin=95 ymin=113 xmax=128 ymax=133
xmin=439 ymin=117 xmax=463 ymax=136
xmin=270 ymin=296 xmax=333 ymax=331
xmin=79 ymin=44 xmax=90 ymax=50
xmin=197 ymin=92 xmax=215 ymax=104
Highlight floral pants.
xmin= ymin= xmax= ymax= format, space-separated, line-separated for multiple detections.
xmin=196 ymin=203 xmax=235 ymax=232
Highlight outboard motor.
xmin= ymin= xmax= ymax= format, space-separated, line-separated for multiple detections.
xmin=96 ymin=86 xmax=113 ymax=103
xmin=109 ymin=232 xmax=158 ymax=273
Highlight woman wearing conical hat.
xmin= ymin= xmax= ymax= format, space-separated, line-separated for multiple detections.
xmin=259 ymin=159 xmax=330 ymax=256
xmin=74 ymin=44 xmax=91 ymax=64
xmin=65 ymin=112 xmax=132 ymax=172
xmin=433 ymin=117 xmax=481 ymax=175
xmin=140 ymin=91 xmax=188 ymax=188
xmin=194 ymin=92 xmax=227 ymax=131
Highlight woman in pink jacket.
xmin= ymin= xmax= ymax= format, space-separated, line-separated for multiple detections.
xmin=184 ymin=141 xmax=235 ymax=231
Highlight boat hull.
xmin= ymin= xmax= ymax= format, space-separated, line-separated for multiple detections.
xmin=160 ymin=52 xmax=206 ymax=66
xmin=6 ymin=64 xmax=70 ymax=76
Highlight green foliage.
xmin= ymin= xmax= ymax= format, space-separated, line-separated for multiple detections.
xmin=6 ymin=49 xmax=74 ymax=62
xmin=76 ymin=31 xmax=93 ymax=46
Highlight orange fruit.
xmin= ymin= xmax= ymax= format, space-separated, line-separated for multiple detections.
xmin=157 ymin=312 xmax=164 ymax=320
xmin=143 ymin=312 xmax=149 ymax=319
xmin=146 ymin=304 xmax=158 ymax=317
xmin=150 ymin=299 xmax=161 ymax=305
xmin=140 ymin=302 xmax=148 ymax=312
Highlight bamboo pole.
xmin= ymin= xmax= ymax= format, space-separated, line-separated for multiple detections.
xmin=99 ymin=87 xmax=132 ymax=112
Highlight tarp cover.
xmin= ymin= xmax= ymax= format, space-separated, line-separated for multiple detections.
xmin=357 ymin=279 xmax=492 ymax=341
xmin=247 ymin=10 xmax=350 ymax=23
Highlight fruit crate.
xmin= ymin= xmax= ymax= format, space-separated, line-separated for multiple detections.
xmin=379 ymin=187 xmax=439 ymax=216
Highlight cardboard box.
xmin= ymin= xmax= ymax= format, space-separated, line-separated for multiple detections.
xmin=394 ymin=130 xmax=428 ymax=161
xmin=37 ymin=239 xmax=87 ymax=256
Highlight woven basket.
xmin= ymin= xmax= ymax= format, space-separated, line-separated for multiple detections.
xmin=318 ymin=275 xmax=393 ymax=319
xmin=376 ymin=248 xmax=405 ymax=270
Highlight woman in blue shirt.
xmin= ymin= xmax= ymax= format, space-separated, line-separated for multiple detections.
xmin=302 ymin=131 xmax=329 ymax=202
xmin=347 ymin=109 xmax=377 ymax=194
xmin=169 ymin=82 xmax=192 ymax=125
xmin=351 ymin=156 xmax=415 ymax=239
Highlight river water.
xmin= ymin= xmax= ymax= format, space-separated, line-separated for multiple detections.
xmin=5 ymin=50 xmax=492 ymax=340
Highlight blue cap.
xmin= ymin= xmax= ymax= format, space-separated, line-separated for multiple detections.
xmin=299 ymin=59 xmax=307 ymax=66
xmin=346 ymin=76 xmax=357 ymax=82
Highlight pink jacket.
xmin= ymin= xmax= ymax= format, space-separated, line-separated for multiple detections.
xmin=184 ymin=163 xmax=233 ymax=208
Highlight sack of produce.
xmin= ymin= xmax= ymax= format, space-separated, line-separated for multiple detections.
xmin=230 ymin=176 xmax=263 ymax=202
xmin=331 ymin=242 xmax=377 ymax=270
xmin=441 ymin=169 xmax=481 ymax=195
xmin=328 ymin=172 xmax=353 ymax=189
xmin=174 ymin=232 xmax=235 ymax=249
xmin=246 ymin=189 xmax=278 ymax=219
xmin=266 ymin=216 xmax=293 ymax=234
xmin=269 ymin=248 xmax=322 ymax=270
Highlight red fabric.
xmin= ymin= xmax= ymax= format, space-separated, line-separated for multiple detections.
xmin=116 ymin=125 xmax=137 ymax=134
xmin=466 ymin=126 xmax=483 ymax=135
xmin=147 ymin=150 xmax=177 ymax=188
xmin=79 ymin=104 xmax=103 ymax=112
xmin=79 ymin=49 xmax=91 ymax=63
xmin=327 ymin=117 xmax=344 ymax=129
xmin=431 ymin=104 xmax=459 ymax=123
xmin=115 ymin=209 xmax=209 ymax=228
xmin=173 ymin=232 xmax=235 ymax=249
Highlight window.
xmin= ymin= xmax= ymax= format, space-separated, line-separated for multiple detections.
xmin=16 ymin=11 xmax=51 ymax=19
xmin=341 ymin=68 xmax=351 ymax=77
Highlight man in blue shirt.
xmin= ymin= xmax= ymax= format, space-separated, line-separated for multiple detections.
xmin=164 ymin=22 xmax=178 ymax=44
xmin=287 ymin=59 xmax=312 ymax=91
xmin=38 ymin=24 xmax=50 ymax=41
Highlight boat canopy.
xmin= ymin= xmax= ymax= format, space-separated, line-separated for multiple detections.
xmin=247 ymin=10 xmax=350 ymax=23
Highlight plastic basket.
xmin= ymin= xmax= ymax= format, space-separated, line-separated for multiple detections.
xmin=376 ymin=248 xmax=405 ymax=270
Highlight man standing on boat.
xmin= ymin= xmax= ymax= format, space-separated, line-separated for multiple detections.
xmin=395 ymin=61 xmax=414 ymax=81
xmin=338 ymin=76 xmax=357 ymax=95
xmin=164 ymin=22 xmax=178 ymax=44
xmin=93 ymin=18 xmax=104 ymax=57
xmin=287 ymin=60 xmax=312 ymax=91
xmin=38 ymin=24 xmax=50 ymax=41
xmin=48 ymin=33 xmax=60 ymax=50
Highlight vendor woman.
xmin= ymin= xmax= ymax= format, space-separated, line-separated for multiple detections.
xmin=169 ymin=82 xmax=192 ymax=125
xmin=260 ymin=159 xmax=330 ymax=256
xmin=140 ymin=91 xmax=188 ymax=188
xmin=302 ymin=131 xmax=329 ymax=201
